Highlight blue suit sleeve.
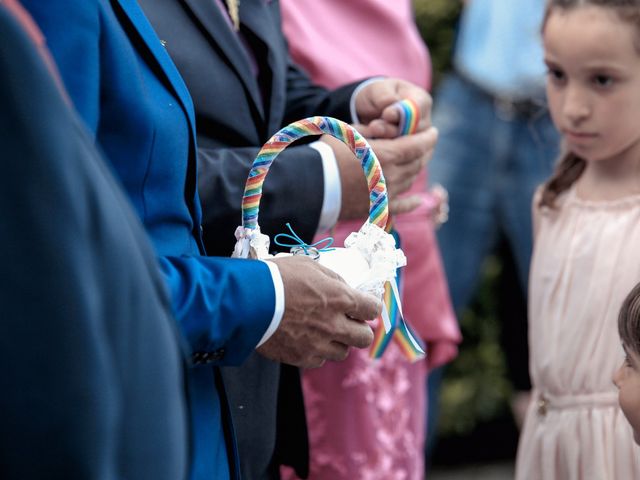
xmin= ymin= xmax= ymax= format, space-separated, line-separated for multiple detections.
xmin=24 ymin=0 xmax=276 ymax=366
xmin=158 ymin=256 xmax=276 ymax=364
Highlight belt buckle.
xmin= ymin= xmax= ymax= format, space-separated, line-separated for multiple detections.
xmin=494 ymin=97 xmax=517 ymax=121
xmin=537 ymin=394 xmax=548 ymax=416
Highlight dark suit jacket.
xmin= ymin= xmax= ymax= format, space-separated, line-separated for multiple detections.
xmin=138 ymin=1 xmax=364 ymax=477
xmin=138 ymin=0 xmax=360 ymax=255
xmin=22 ymin=1 xmax=287 ymax=479
xmin=0 ymin=4 xmax=187 ymax=479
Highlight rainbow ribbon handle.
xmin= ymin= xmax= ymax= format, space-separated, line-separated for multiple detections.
xmin=241 ymin=116 xmax=388 ymax=232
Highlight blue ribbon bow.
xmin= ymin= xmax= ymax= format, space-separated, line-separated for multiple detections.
xmin=274 ymin=223 xmax=335 ymax=255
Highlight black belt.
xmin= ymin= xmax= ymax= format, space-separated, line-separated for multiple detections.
xmin=455 ymin=70 xmax=546 ymax=120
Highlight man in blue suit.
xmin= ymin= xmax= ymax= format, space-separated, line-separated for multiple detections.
xmin=20 ymin=1 xmax=381 ymax=479
xmin=0 ymin=2 xmax=187 ymax=478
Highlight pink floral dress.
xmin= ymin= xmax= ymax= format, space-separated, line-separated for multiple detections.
xmin=280 ymin=1 xmax=461 ymax=478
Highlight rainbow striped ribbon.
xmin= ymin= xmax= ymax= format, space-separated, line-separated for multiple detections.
xmin=241 ymin=113 xmax=425 ymax=362
xmin=370 ymin=99 xmax=426 ymax=362
xmin=242 ymin=116 xmax=388 ymax=231
xmin=370 ymin=231 xmax=426 ymax=361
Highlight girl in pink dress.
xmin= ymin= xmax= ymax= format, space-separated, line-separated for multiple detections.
xmin=280 ymin=1 xmax=461 ymax=478
xmin=516 ymin=1 xmax=640 ymax=478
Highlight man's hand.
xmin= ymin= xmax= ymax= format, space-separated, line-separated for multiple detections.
xmin=257 ymin=256 xmax=380 ymax=368
xmin=322 ymin=126 xmax=438 ymax=220
xmin=354 ymin=78 xmax=433 ymax=135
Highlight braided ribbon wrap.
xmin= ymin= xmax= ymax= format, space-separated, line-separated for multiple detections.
xmin=241 ymin=116 xmax=388 ymax=231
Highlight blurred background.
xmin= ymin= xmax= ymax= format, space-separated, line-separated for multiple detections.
xmin=415 ymin=1 xmax=522 ymax=478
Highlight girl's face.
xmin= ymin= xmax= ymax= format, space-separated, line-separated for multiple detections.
xmin=544 ymin=6 xmax=640 ymax=164
xmin=613 ymin=344 xmax=640 ymax=445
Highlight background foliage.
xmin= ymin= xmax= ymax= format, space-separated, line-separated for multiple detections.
xmin=413 ymin=0 xmax=463 ymax=87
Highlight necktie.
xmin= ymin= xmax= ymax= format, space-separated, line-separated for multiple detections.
xmin=225 ymin=0 xmax=239 ymax=30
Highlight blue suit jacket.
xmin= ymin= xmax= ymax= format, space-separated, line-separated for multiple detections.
xmin=0 ymin=4 xmax=186 ymax=479
xmin=138 ymin=3 xmax=361 ymax=476
xmin=22 ymin=1 xmax=279 ymax=478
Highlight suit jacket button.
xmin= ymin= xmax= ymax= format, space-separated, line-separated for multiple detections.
xmin=192 ymin=351 xmax=206 ymax=364
xmin=212 ymin=348 xmax=225 ymax=360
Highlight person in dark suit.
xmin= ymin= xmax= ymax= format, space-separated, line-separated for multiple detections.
xmin=21 ymin=1 xmax=381 ymax=479
xmin=0 ymin=2 xmax=187 ymax=478
xmin=136 ymin=1 xmax=438 ymax=478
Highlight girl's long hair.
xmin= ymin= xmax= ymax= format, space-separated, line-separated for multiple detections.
xmin=539 ymin=150 xmax=586 ymax=208
xmin=539 ymin=0 xmax=640 ymax=208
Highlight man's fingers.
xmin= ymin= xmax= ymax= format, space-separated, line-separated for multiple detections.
xmin=380 ymin=103 xmax=401 ymax=125
xmin=345 ymin=289 xmax=382 ymax=321
xmin=353 ymin=120 xmax=398 ymax=139
xmin=302 ymin=356 xmax=326 ymax=369
xmin=426 ymin=126 xmax=438 ymax=148
xmin=406 ymin=127 xmax=438 ymax=159
xmin=333 ymin=317 xmax=375 ymax=350
xmin=318 ymin=341 xmax=350 ymax=362
xmin=390 ymin=194 xmax=422 ymax=215
xmin=372 ymin=127 xmax=437 ymax=167
xmin=356 ymin=83 xmax=398 ymax=123
xmin=259 ymin=256 xmax=384 ymax=369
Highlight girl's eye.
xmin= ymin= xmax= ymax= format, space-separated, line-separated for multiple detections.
xmin=625 ymin=354 xmax=634 ymax=369
xmin=593 ymin=75 xmax=613 ymax=88
xmin=547 ymin=68 xmax=565 ymax=84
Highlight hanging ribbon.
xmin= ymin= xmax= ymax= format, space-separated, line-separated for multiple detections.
xmin=241 ymin=116 xmax=389 ymax=232
xmin=370 ymin=99 xmax=426 ymax=362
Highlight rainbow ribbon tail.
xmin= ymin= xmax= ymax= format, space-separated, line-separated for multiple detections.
xmin=392 ymin=312 xmax=427 ymax=363
xmin=369 ymin=229 xmax=426 ymax=362
xmin=370 ymin=278 xmax=426 ymax=363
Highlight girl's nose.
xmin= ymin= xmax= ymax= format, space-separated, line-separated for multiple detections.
xmin=563 ymin=87 xmax=590 ymax=124
xmin=613 ymin=363 xmax=624 ymax=389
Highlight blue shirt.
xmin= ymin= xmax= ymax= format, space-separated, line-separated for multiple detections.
xmin=454 ymin=0 xmax=547 ymax=99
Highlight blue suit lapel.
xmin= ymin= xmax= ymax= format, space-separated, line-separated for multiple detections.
xmin=114 ymin=0 xmax=196 ymax=130
xmin=113 ymin=0 xmax=204 ymax=248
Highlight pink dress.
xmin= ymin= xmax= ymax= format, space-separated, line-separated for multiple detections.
xmin=516 ymin=187 xmax=640 ymax=479
xmin=280 ymin=1 xmax=461 ymax=478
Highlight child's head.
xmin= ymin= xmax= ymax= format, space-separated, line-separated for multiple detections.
xmin=614 ymin=281 xmax=640 ymax=445
xmin=539 ymin=0 xmax=640 ymax=208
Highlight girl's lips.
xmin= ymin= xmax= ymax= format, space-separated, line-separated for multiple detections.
xmin=564 ymin=129 xmax=598 ymax=143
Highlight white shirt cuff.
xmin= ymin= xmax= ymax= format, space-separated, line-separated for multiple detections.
xmin=256 ymin=260 xmax=285 ymax=347
xmin=349 ymin=77 xmax=386 ymax=125
xmin=309 ymin=141 xmax=341 ymax=232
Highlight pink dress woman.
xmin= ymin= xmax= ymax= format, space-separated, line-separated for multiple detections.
xmin=280 ymin=1 xmax=461 ymax=478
